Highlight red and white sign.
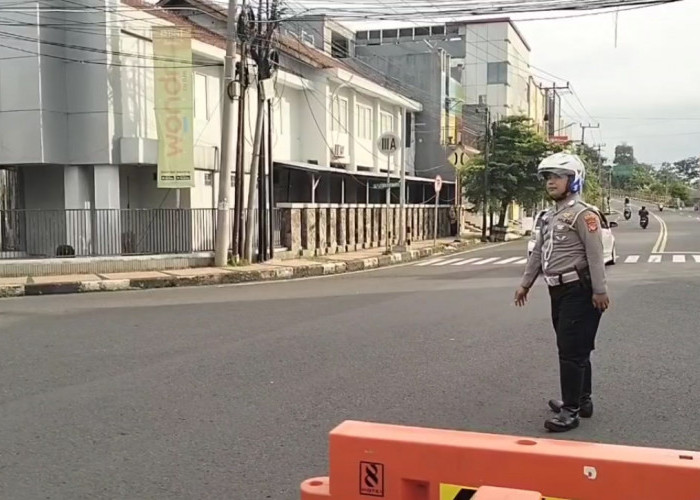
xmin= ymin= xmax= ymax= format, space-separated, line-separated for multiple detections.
xmin=434 ymin=175 xmax=443 ymax=193
xmin=550 ymin=135 xmax=570 ymax=145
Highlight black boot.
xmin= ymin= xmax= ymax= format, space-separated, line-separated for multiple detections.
xmin=548 ymin=397 xmax=593 ymax=418
xmin=545 ymin=407 xmax=580 ymax=432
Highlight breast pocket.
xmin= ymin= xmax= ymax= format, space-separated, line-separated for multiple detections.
xmin=553 ymin=223 xmax=573 ymax=242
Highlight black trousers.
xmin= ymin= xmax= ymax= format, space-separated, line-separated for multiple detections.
xmin=548 ymin=280 xmax=603 ymax=410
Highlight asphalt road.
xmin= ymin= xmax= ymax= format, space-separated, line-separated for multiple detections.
xmin=1 ymin=204 xmax=699 ymax=499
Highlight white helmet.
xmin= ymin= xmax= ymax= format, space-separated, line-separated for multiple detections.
xmin=537 ymin=152 xmax=586 ymax=194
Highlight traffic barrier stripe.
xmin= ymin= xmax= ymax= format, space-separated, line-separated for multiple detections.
xmin=300 ymin=420 xmax=700 ymax=500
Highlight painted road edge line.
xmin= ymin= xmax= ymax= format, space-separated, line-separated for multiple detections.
xmin=650 ymin=211 xmax=668 ymax=254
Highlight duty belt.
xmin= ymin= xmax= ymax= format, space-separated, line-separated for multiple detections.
xmin=543 ymin=270 xmax=580 ymax=287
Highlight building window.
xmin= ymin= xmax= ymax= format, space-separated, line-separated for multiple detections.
xmin=415 ymin=26 xmax=429 ymax=36
xmin=204 ymin=172 xmax=213 ymax=186
xmin=356 ymin=104 xmax=372 ymax=140
xmin=301 ymin=30 xmax=314 ymax=46
xmin=331 ymin=97 xmax=348 ymax=132
xmin=487 ymin=62 xmax=508 ymax=85
xmin=331 ymin=31 xmax=349 ymax=58
xmin=380 ymin=111 xmax=394 ymax=134
xmin=382 ymin=29 xmax=398 ymax=40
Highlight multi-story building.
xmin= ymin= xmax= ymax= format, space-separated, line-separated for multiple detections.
xmin=0 ymin=0 xmax=450 ymax=260
xmin=355 ymin=19 xmax=544 ymax=120
xmin=352 ymin=43 xmax=467 ymax=183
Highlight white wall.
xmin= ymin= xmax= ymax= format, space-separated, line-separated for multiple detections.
xmin=0 ymin=2 xmax=56 ymax=165
xmin=297 ymin=75 xmax=329 ymax=166
xmin=120 ymin=165 xmax=181 ymax=209
xmin=506 ymin=24 xmax=531 ymax=117
xmin=462 ymin=21 xmax=532 ymax=119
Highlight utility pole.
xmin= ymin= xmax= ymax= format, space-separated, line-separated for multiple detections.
xmin=398 ymin=107 xmax=407 ymax=249
xmin=214 ymin=0 xmax=240 ymax=267
xmin=481 ymin=106 xmax=491 ymax=242
xmin=580 ymin=123 xmax=599 ymax=150
xmin=543 ymin=82 xmax=569 ymax=138
xmin=243 ymin=0 xmax=279 ymax=262
xmin=593 ymin=143 xmax=607 ymax=210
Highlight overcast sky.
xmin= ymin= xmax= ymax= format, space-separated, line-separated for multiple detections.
xmin=514 ymin=0 xmax=700 ymax=166
xmin=205 ymin=0 xmax=699 ymax=166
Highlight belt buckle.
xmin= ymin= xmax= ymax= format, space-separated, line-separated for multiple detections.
xmin=545 ymin=275 xmax=559 ymax=287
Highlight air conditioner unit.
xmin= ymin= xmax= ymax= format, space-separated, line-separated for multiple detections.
xmin=332 ymin=144 xmax=345 ymax=158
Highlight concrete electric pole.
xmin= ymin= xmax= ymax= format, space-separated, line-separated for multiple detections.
xmin=214 ymin=0 xmax=240 ymax=267
xmin=580 ymin=123 xmax=599 ymax=150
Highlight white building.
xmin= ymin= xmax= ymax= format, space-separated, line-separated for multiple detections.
xmin=0 ymin=0 xmax=433 ymax=259
xmin=354 ymin=19 xmax=554 ymax=133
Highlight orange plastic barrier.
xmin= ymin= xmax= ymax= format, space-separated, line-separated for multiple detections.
xmin=472 ymin=486 xmax=542 ymax=500
xmin=300 ymin=420 xmax=700 ymax=500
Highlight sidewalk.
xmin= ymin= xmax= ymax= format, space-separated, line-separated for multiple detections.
xmin=0 ymin=235 xmax=503 ymax=298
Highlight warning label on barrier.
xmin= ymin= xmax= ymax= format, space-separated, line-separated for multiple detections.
xmin=440 ymin=483 xmax=569 ymax=500
xmin=360 ymin=461 xmax=384 ymax=497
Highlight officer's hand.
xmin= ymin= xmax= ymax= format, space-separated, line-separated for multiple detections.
xmin=592 ymin=293 xmax=610 ymax=312
xmin=514 ymin=286 xmax=529 ymax=307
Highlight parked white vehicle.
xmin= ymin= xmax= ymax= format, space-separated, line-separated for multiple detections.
xmin=527 ymin=208 xmax=617 ymax=265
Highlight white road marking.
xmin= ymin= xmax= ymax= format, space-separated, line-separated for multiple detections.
xmin=694 ymin=255 xmax=700 ymax=263
xmin=453 ymin=258 xmax=481 ymax=266
xmin=494 ymin=257 xmax=521 ymax=264
xmin=648 ymin=255 xmax=662 ymax=263
xmin=473 ymin=257 xmax=500 ymax=265
xmin=673 ymin=255 xmax=686 ymax=263
xmin=513 ymin=258 xmax=528 ymax=264
xmin=434 ymin=258 xmax=465 ymax=266
xmin=624 ymin=255 xmax=640 ymax=263
xmin=416 ymin=258 xmax=444 ymax=266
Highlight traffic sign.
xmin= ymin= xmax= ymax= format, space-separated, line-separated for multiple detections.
xmin=377 ymin=132 xmax=399 ymax=154
xmin=434 ymin=175 xmax=442 ymax=193
xmin=448 ymin=147 xmax=469 ymax=168
xmin=372 ymin=182 xmax=400 ymax=189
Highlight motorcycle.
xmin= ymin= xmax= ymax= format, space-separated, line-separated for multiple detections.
xmin=624 ymin=207 xmax=632 ymax=220
xmin=640 ymin=216 xmax=649 ymax=229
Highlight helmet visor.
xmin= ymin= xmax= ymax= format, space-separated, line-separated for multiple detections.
xmin=537 ymin=167 xmax=572 ymax=180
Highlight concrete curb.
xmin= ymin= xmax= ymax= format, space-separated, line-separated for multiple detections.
xmin=1 ymin=236 xmax=518 ymax=298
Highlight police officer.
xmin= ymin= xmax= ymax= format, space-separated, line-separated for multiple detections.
xmin=514 ymin=152 xmax=610 ymax=432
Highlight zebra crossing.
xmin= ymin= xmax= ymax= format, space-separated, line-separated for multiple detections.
xmin=414 ymin=254 xmax=700 ymax=268
xmin=415 ymin=256 xmax=529 ymax=267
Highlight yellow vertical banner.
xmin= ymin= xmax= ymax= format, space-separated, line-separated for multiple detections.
xmin=153 ymin=26 xmax=194 ymax=188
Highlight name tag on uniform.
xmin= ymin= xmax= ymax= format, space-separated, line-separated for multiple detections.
xmin=559 ymin=212 xmax=574 ymax=224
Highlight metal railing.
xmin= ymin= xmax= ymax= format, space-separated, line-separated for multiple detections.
xmin=0 ymin=208 xmax=283 ymax=260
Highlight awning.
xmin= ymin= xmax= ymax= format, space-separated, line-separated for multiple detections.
xmin=274 ymin=160 xmax=455 ymax=184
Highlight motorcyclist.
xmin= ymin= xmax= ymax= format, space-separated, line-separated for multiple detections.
xmin=638 ymin=206 xmax=649 ymax=221
xmin=623 ymin=198 xmax=632 ymax=219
